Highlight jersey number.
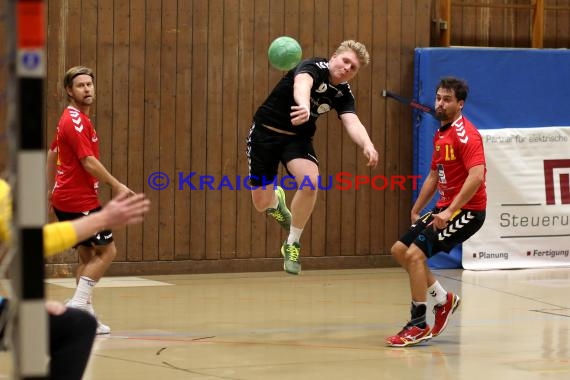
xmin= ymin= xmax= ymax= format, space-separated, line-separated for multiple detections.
xmin=444 ymin=144 xmax=456 ymax=161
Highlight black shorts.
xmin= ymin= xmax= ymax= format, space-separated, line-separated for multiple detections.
xmin=53 ymin=206 xmax=114 ymax=248
xmin=399 ymin=207 xmax=485 ymax=258
xmin=246 ymin=122 xmax=319 ymax=186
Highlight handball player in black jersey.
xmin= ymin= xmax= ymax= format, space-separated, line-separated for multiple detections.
xmin=246 ymin=40 xmax=378 ymax=275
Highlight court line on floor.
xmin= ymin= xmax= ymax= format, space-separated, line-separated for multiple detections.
xmin=93 ymin=347 xmax=414 ymax=378
xmin=93 ymin=353 xmax=242 ymax=380
xmin=436 ymin=272 xmax=569 ymax=310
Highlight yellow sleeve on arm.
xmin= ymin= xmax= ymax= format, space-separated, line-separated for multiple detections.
xmin=0 ymin=179 xmax=12 ymax=244
xmin=43 ymin=222 xmax=78 ymax=257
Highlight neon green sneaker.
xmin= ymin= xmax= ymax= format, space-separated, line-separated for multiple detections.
xmin=281 ymin=241 xmax=301 ymax=275
xmin=266 ymin=186 xmax=291 ymax=231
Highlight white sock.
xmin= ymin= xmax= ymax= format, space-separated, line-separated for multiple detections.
xmin=71 ymin=276 xmax=96 ymax=306
xmin=287 ymin=226 xmax=303 ymax=244
xmin=428 ymin=281 xmax=448 ymax=305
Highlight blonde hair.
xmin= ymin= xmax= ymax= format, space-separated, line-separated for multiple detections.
xmin=335 ymin=40 xmax=370 ymax=67
xmin=63 ymin=66 xmax=94 ymax=90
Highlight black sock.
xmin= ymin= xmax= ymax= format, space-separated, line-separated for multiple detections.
xmin=410 ymin=302 xmax=427 ymax=328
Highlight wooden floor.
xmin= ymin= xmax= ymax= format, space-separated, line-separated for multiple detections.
xmin=2 ymin=267 xmax=570 ymax=379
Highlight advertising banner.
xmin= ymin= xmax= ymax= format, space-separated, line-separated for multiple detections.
xmin=463 ymin=127 xmax=570 ymax=270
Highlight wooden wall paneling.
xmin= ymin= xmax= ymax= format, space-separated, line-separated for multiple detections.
xmin=549 ymin=0 xmax=558 ymax=47
xmin=515 ymin=0 xmax=531 ymax=48
xmin=544 ymin=0 xmax=569 ymax=47
xmin=383 ymin=1 xmax=402 ymax=246
xmin=142 ymin=0 xmax=161 ymax=262
xmin=449 ymin=0 xmax=462 ymax=45
xmin=251 ymin=0 xmax=269 ymax=259
xmin=220 ymin=0 xmax=239 ymax=259
xmin=189 ymin=0 xmax=208 ymax=260
xmin=407 ymin=0 xmax=432 ymax=234
xmin=126 ymin=0 xmax=146 ymax=262
xmin=354 ymin=0 xmax=373 ymax=257
xmin=505 ymin=1 xmax=517 ymax=46
xmin=38 ymin=0 xmax=496 ymax=274
xmin=339 ymin=0 xmax=357 ymax=258
xmin=460 ymin=1 xmax=477 ymax=45
xmin=45 ymin=0 xmax=63 ymax=160
xmin=295 ymin=0 xmax=320 ymax=259
xmin=78 ymin=3 xmax=98 ymax=268
xmin=544 ymin=3 xmax=555 ymax=46
xmin=396 ymin=0 xmax=416 ymax=238
xmin=39 ymin=0 xmax=570 ymax=276
xmin=205 ymin=0 xmax=224 ymax=259
xmin=65 ymin=0 xmax=81 ymax=65
xmin=56 ymin=0 xmax=81 ymax=162
xmin=317 ymin=0 xmax=342 ymax=260
xmin=298 ymin=0 xmax=320 ymax=258
xmin=504 ymin=1 xmax=516 ymax=46
xmin=310 ymin=0 xmax=337 ymax=259
xmin=44 ymin=0 xmax=70 ymax=266
xmin=489 ymin=1 xmax=507 ymax=47
xmin=295 ymin=1 xmax=322 ymax=259
xmin=80 ymin=0 xmax=98 ymax=68
xmin=286 ymin=1 xmax=310 ymax=258
xmin=95 ymin=0 xmax=114 ymax=207
xmin=174 ymin=0 xmax=192 ymax=260
xmin=266 ymin=0 xmax=285 ymax=260
xmin=555 ymin=1 xmax=569 ymax=47
xmin=532 ymin=0 xmax=545 ymax=47
xmin=299 ymin=0 xmax=315 ymax=58
xmin=235 ymin=0 xmax=254 ymax=259
xmin=158 ymin=0 xmax=178 ymax=261
xmin=369 ymin=0 xmax=387 ymax=254
xmin=284 ymin=0 xmax=300 ymax=38
xmin=477 ymin=3 xmax=490 ymax=46
xmin=110 ymin=0 xmax=130 ymax=262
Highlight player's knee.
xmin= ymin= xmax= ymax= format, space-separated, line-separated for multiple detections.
xmin=390 ymin=241 xmax=405 ymax=256
xmin=100 ymin=244 xmax=117 ymax=261
xmin=297 ymin=179 xmax=318 ymax=196
xmin=404 ymin=248 xmax=424 ymax=267
xmin=251 ymin=189 xmax=274 ymax=212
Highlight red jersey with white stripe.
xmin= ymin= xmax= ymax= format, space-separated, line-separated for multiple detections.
xmin=51 ymin=106 xmax=100 ymax=212
xmin=430 ymin=115 xmax=487 ymax=210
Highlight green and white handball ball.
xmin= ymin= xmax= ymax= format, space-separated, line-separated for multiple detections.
xmin=268 ymin=36 xmax=302 ymax=71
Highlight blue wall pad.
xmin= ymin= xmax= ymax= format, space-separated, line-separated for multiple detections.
xmin=412 ymin=48 xmax=570 ymax=268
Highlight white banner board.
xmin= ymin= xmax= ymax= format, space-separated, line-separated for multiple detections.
xmin=463 ymin=127 xmax=570 ymax=270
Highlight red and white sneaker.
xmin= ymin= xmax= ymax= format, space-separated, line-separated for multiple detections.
xmin=431 ymin=292 xmax=461 ymax=337
xmin=385 ymin=324 xmax=432 ymax=347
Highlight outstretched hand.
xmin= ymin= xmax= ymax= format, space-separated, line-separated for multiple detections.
xmin=363 ymin=144 xmax=379 ymax=167
xmin=290 ymin=105 xmax=310 ymax=126
xmin=102 ymin=192 xmax=150 ymax=229
xmin=432 ymin=208 xmax=453 ymax=230
xmin=113 ymin=183 xmax=136 ymax=197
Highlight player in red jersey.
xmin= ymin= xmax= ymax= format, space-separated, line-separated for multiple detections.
xmin=386 ymin=77 xmax=487 ymax=347
xmin=47 ymin=66 xmax=135 ymax=334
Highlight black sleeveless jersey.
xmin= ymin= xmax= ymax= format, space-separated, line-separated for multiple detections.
xmin=253 ymin=57 xmax=356 ymax=137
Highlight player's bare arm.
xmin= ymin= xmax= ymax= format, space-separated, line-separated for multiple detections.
xmin=80 ymin=155 xmax=135 ymax=196
xmin=72 ymin=193 xmax=149 ymax=240
xmin=291 ymin=73 xmax=313 ymax=126
xmin=432 ymin=164 xmax=485 ymax=229
xmin=411 ymin=170 xmax=438 ymax=223
xmin=339 ymin=113 xmax=379 ymax=167
xmin=46 ymin=148 xmax=58 ymax=199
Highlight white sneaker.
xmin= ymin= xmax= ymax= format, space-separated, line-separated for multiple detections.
xmin=95 ymin=320 xmax=111 ymax=335
xmin=65 ymin=299 xmax=111 ymax=335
